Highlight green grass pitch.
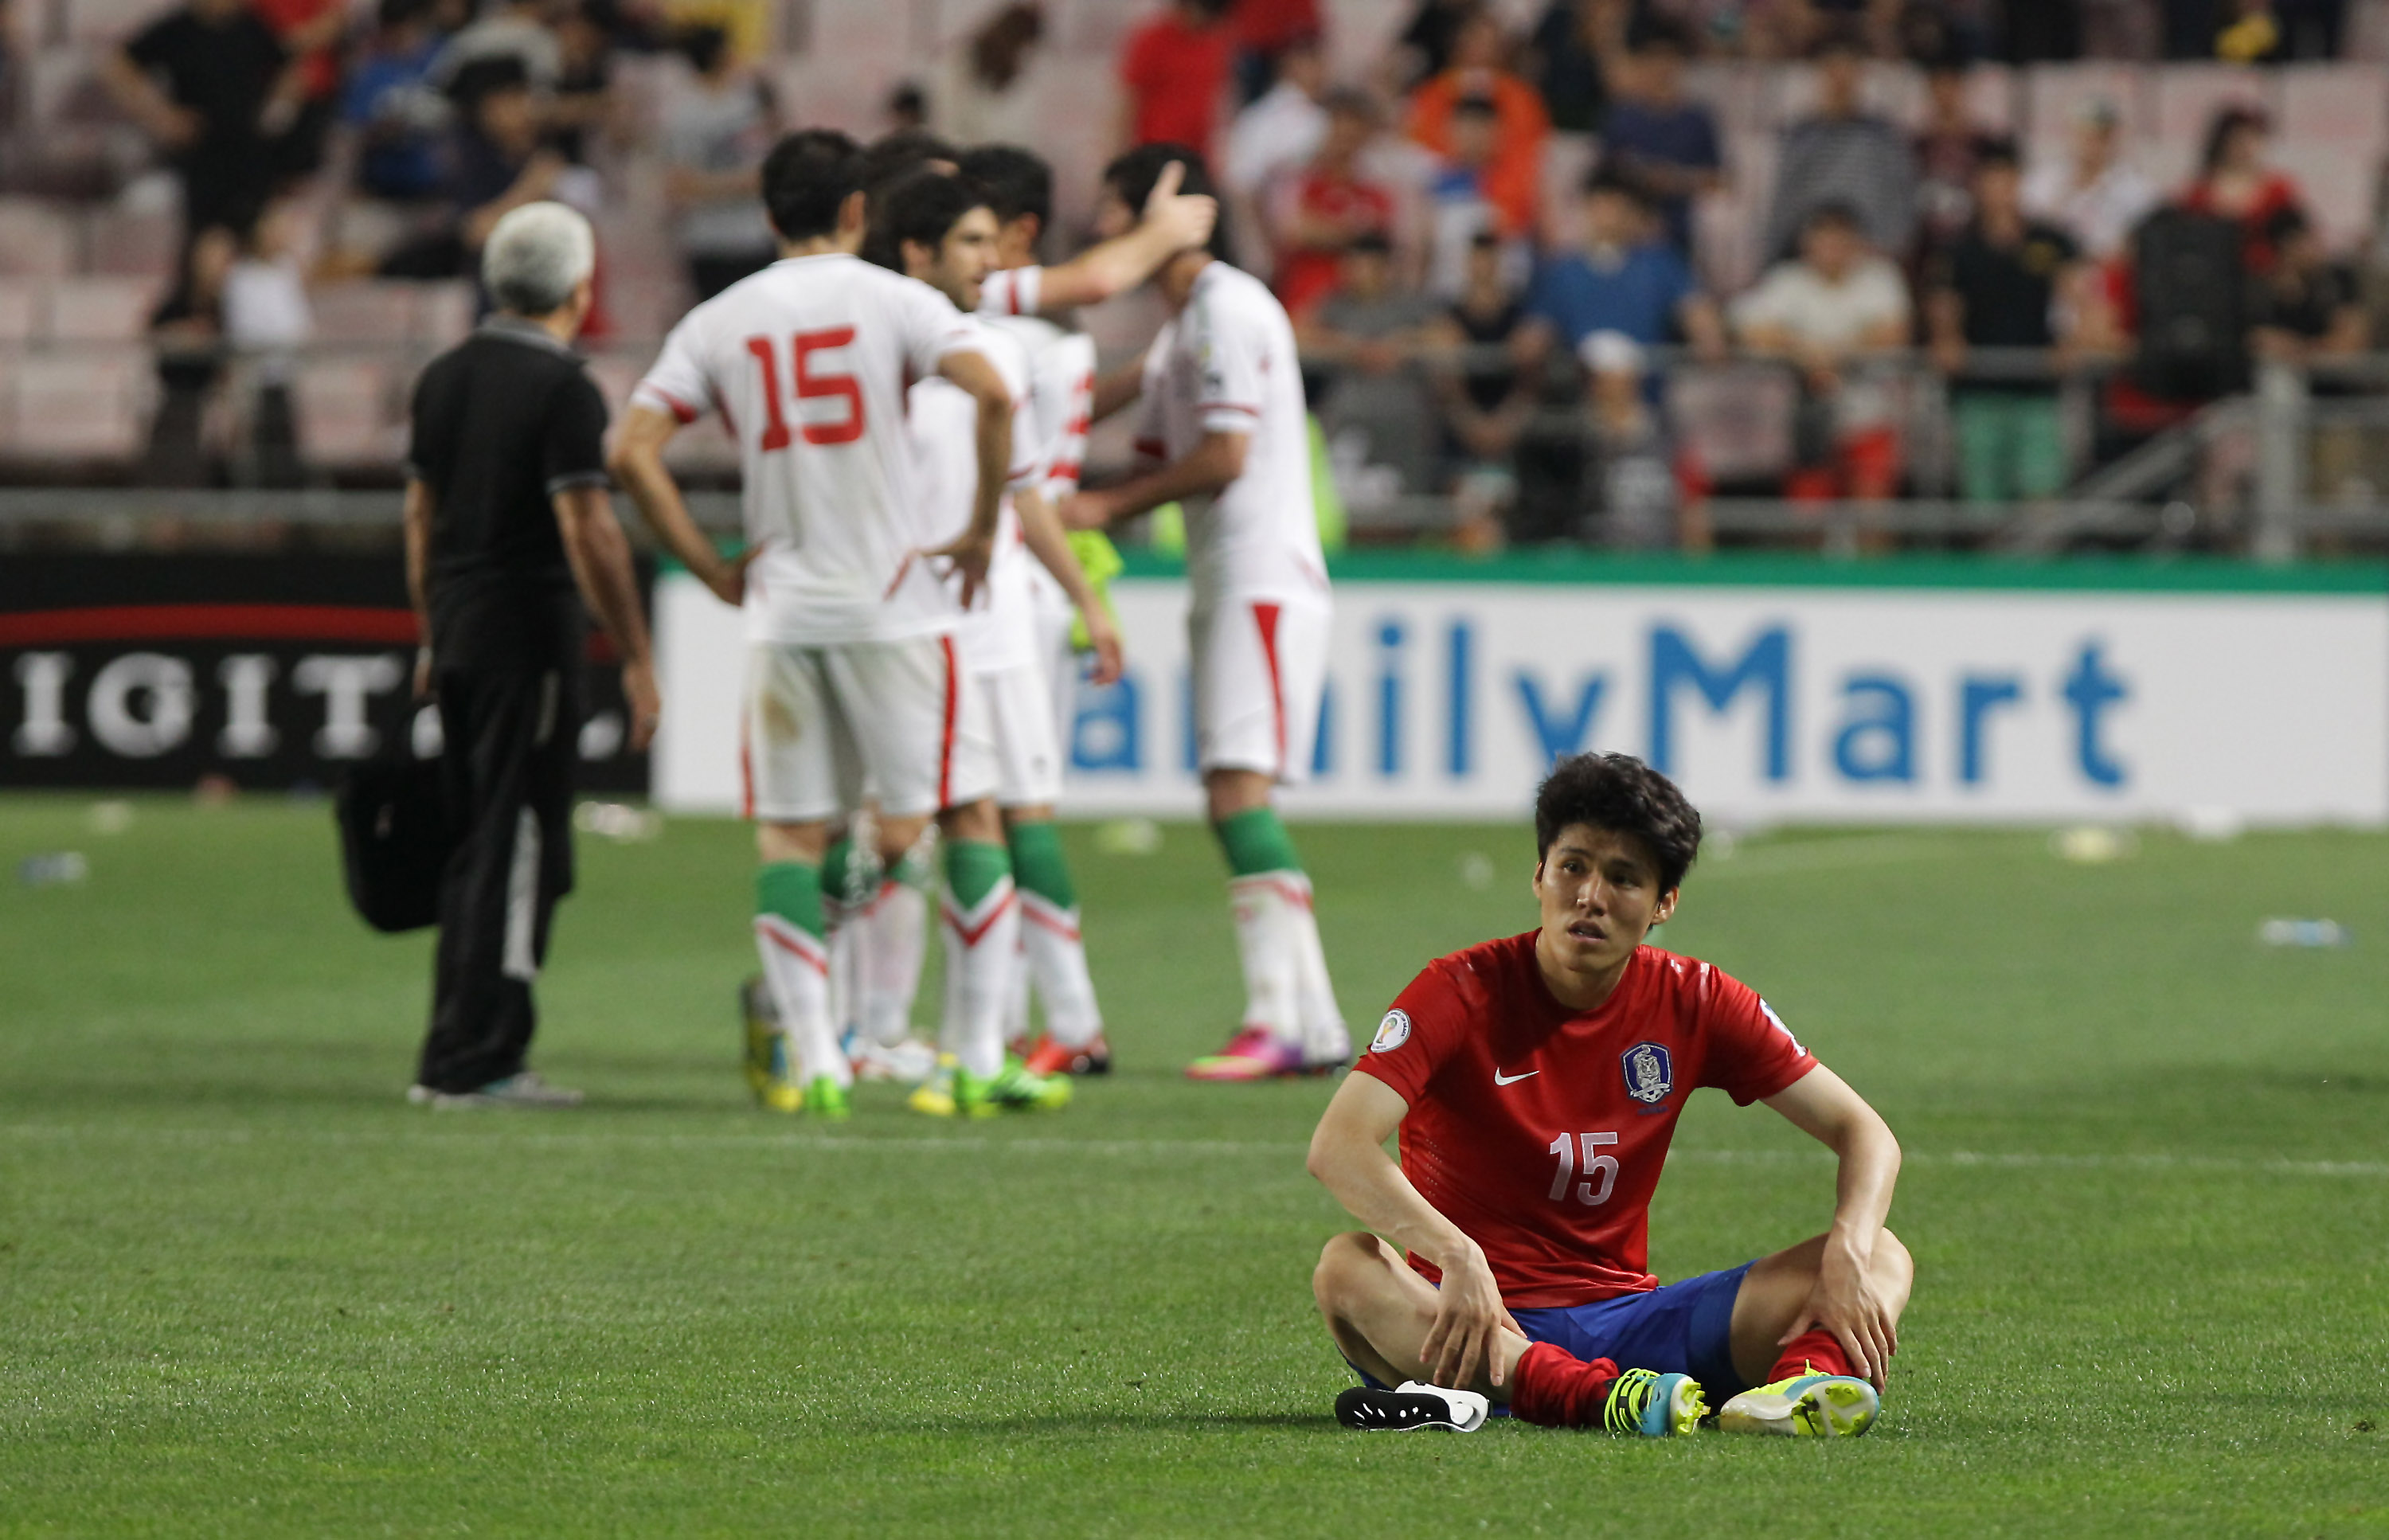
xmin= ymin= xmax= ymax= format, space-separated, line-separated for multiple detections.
xmin=2 ymin=794 xmax=2385 ymax=1536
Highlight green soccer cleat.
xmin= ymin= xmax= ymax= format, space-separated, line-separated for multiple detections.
xmin=1602 ymin=1368 xmax=1708 ymax=1436
xmin=1716 ymin=1367 xmax=1879 ymax=1437
xmin=740 ymin=976 xmax=777 ymax=1100
xmin=908 ymin=1054 xmax=995 ymax=1119
xmin=752 ymin=1031 xmax=802 ymax=1114
xmin=977 ymin=1054 xmax=1073 ymax=1112
xmin=801 ymin=1074 xmax=851 ymax=1120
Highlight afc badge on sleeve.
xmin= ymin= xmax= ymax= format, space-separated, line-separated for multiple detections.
xmin=1621 ymin=1041 xmax=1674 ymax=1104
xmin=1370 ymin=1010 xmax=1412 ymax=1053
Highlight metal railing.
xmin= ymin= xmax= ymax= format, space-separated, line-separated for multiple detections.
xmin=3 ymin=338 xmax=2387 ymax=559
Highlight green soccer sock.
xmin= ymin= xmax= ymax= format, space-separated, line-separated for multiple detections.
xmin=887 ymin=842 xmax=932 ymax=890
xmin=756 ymin=861 xmax=824 ymax=939
xmin=1006 ymin=819 xmax=1077 ymax=911
xmin=1213 ymin=805 xmax=1304 ymax=878
xmin=821 ymin=837 xmax=878 ymax=909
xmin=944 ymin=838 xmax=1012 ymax=911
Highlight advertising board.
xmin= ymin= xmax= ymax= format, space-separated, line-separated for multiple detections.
xmin=2 ymin=555 xmax=647 ymax=793
xmin=653 ymin=557 xmax=2389 ymax=826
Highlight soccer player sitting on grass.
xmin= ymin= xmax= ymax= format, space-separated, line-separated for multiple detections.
xmin=1308 ymin=752 xmax=1911 ymax=1436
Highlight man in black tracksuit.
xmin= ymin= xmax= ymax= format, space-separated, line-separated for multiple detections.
xmin=401 ymin=201 xmax=659 ymax=1108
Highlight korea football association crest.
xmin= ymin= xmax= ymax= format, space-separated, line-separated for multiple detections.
xmin=1621 ymin=1042 xmax=1674 ymax=1104
xmin=1371 ymin=1010 xmax=1412 ymax=1053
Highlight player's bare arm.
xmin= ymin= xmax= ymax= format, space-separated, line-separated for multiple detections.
xmin=1027 ymin=161 xmax=1215 ymax=312
xmin=402 ymin=477 xmax=436 ymax=701
xmin=1754 ymin=1065 xmax=1904 ymax=1386
xmin=550 ymin=482 xmax=661 ymax=752
xmin=1308 ymin=1072 xmax=1528 ymax=1392
xmin=1014 ymin=485 xmax=1123 ymax=685
xmin=927 ymin=346 xmax=1015 ymax=607
xmin=1088 ymin=350 xmax=1148 ymax=424
xmin=1059 ymin=431 xmax=1246 ymax=532
xmin=606 ymin=405 xmax=756 ymax=606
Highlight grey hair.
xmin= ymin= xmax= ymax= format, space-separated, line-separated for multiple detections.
xmin=482 ymin=202 xmax=596 ymax=316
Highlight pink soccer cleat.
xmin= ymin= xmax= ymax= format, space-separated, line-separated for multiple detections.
xmin=1185 ymin=1026 xmax=1308 ymax=1081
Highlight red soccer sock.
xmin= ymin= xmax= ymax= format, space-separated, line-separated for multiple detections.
xmin=1769 ymin=1327 xmax=1855 ymax=1384
xmin=1507 ymin=1342 xmax=1623 ymax=1428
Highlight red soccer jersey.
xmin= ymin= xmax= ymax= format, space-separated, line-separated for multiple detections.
xmin=1355 ymin=932 xmax=1817 ymax=1309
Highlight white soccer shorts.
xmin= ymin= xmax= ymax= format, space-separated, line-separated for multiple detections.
xmin=1030 ymin=599 xmax=1080 ymax=776
xmin=1188 ymin=596 xmax=1330 ymax=786
xmin=979 ymin=657 xmax=1065 ymax=808
xmin=741 ymin=635 xmax=998 ymax=823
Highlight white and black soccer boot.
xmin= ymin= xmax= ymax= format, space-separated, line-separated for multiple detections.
xmin=1335 ymin=1382 xmax=1491 ymax=1433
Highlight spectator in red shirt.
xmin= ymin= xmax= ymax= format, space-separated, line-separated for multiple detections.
xmin=1118 ymin=0 xmax=1234 ymax=157
xmin=1228 ymin=0 xmax=1321 ymax=103
xmin=2179 ymin=105 xmax=2305 ymax=276
xmin=1269 ymin=88 xmax=1399 ymax=319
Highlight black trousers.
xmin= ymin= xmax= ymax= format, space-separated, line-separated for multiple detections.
xmin=416 ymin=660 xmax=580 ymax=1092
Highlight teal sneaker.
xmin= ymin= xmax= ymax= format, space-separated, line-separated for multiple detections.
xmin=1717 ymin=1367 xmax=1879 ymax=1436
xmin=1603 ymin=1368 xmax=1708 ymax=1436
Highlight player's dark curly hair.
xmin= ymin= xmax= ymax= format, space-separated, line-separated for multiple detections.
xmin=1100 ymin=142 xmax=1235 ymax=263
xmin=958 ymin=144 xmax=1053 ymax=234
xmin=865 ymin=167 xmax=990 ymax=273
xmin=1533 ymin=752 xmax=1703 ymax=893
xmin=761 ymin=128 xmax=865 ymax=242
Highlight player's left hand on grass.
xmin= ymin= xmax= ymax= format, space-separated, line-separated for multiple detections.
xmin=620 ymin=659 xmax=660 ymax=752
xmin=1781 ymin=1241 xmax=1898 ymax=1390
xmin=1417 ymin=1244 xmax=1525 ymax=1390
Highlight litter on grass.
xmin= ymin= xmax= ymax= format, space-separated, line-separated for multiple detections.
xmin=573 ymin=802 xmax=663 ymax=842
xmin=1096 ymin=818 xmax=1163 ymax=856
xmin=2051 ymin=826 xmax=2138 ymax=864
xmin=1457 ymin=852 xmax=1495 ymax=889
xmin=2258 ymin=918 xmax=2350 ymax=948
xmin=18 ymin=851 xmax=88 ymax=886
xmin=87 ymin=801 xmax=134 ymax=835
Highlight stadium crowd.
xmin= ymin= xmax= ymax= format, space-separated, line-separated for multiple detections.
xmin=3 ymin=0 xmax=2388 ymax=549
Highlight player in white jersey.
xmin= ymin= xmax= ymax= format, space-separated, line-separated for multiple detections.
xmin=604 ymin=129 xmax=1059 ymax=1119
xmin=1062 ymin=145 xmax=1348 ymax=1083
xmin=866 ymin=169 xmax=1128 ymax=1110
xmin=822 ymin=140 xmax=1223 ymax=1079
xmin=959 ymin=144 xmax=1141 ymax=1078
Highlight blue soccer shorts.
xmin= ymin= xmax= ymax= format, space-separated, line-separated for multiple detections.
xmin=1349 ymin=1261 xmax=1757 ymax=1405
xmin=1509 ymin=1261 xmax=1756 ymax=1399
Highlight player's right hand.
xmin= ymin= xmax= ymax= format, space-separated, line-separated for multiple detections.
xmin=1142 ymin=158 xmax=1217 ymax=255
xmin=1417 ymin=1245 xmax=1524 ymax=1390
xmin=621 ymin=659 xmax=660 ymax=752
xmin=1081 ymin=606 xmax=1124 ymax=686
xmin=927 ymin=530 xmax=995 ymax=609
xmin=702 ymin=546 xmax=759 ymax=608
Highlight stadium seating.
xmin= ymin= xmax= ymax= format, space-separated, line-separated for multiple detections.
xmin=45 ymin=276 xmax=158 ymax=342
xmin=5 ymin=350 xmax=154 ymax=459
xmin=0 ymin=281 xmax=38 ymax=342
xmin=0 ymin=201 xmax=79 ymax=279
xmin=62 ymin=0 xmax=173 ymax=45
xmin=83 ymin=204 xmax=180 ymax=279
xmin=293 ymin=356 xmax=400 ymax=467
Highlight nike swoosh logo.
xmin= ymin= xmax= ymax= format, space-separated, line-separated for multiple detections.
xmin=1493 ymin=1069 xmax=1539 ymax=1085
